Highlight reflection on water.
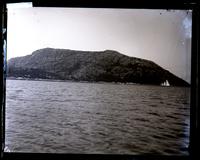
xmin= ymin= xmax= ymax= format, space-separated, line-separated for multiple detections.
xmin=5 ymin=79 xmax=190 ymax=155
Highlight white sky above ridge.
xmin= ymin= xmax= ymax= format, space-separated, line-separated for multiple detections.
xmin=7 ymin=7 xmax=192 ymax=83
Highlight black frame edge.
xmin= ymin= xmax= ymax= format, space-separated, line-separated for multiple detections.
xmin=2 ymin=152 xmax=191 ymax=160
xmin=32 ymin=0 xmax=197 ymax=9
xmin=189 ymin=2 xmax=199 ymax=159
xmin=0 ymin=0 xmax=3 ymax=157
xmin=1 ymin=0 xmax=200 ymax=160
xmin=1 ymin=0 xmax=7 ymax=159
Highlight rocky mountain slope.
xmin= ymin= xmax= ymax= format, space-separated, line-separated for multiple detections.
xmin=7 ymin=48 xmax=189 ymax=86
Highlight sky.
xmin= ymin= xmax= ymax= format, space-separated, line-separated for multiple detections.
xmin=7 ymin=6 xmax=192 ymax=83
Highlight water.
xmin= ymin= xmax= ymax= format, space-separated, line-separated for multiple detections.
xmin=5 ymin=79 xmax=190 ymax=155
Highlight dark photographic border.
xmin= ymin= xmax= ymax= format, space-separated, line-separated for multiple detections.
xmin=1 ymin=0 xmax=199 ymax=160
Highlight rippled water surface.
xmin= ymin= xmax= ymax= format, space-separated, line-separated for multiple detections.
xmin=5 ymin=79 xmax=190 ymax=155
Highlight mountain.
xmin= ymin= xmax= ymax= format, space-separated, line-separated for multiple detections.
xmin=7 ymin=48 xmax=189 ymax=86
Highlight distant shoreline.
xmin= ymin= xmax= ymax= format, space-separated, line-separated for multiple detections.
xmin=6 ymin=77 xmax=138 ymax=85
xmin=6 ymin=77 xmax=189 ymax=88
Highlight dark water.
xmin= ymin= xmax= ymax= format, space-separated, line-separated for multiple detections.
xmin=5 ymin=79 xmax=190 ymax=155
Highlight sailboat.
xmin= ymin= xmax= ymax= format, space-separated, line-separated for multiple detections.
xmin=161 ymin=80 xmax=170 ymax=87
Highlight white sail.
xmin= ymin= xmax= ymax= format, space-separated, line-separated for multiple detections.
xmin=161 ymin=80 xmax=170 ymax=87
xmin=165 ymin=80 xmax=170 ymax=86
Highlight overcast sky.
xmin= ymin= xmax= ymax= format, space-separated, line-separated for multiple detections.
xmin=7 ymin=7 xmax=192 ymax=83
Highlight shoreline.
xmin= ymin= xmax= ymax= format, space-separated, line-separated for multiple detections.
xmin=6 ymin=77 xmax=189 ymax=88
xmin=6 ymin=77 xmax=139 ymax=85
